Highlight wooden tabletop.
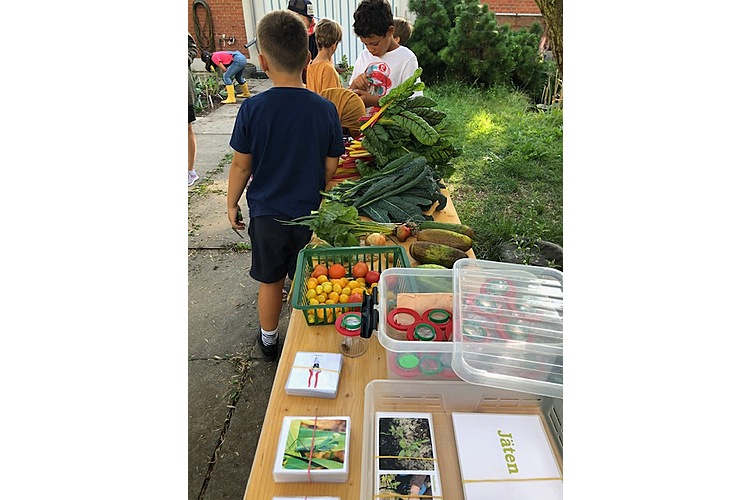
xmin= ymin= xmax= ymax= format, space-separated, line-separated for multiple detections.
xmin=243 ymin=190 xmax=472 ymax=499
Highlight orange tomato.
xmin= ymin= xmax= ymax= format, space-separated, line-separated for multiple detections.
xmin=311 ymin=264 xmax=328 ymax=278
xmin=328 ymin=263 xmax=346 ymax=280
xmin=352 ymin=261 xmax=369 ymax=278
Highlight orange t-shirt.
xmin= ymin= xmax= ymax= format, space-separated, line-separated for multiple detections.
xmin=306 ymin=60 xmax=343 ymax=95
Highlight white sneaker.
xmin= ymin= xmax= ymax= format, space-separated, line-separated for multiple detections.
xmin=188 ymin=170 xmax=199 ymax=187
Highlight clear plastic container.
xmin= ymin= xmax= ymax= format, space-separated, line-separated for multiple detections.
xmin=375 ymin=268 xmax=459 ymax=380
xmin=359 ymin=379 xmax=563 ymax=500
xmin=374 ymin=261 xmax=563 ymax=398
xmin=452 ymin=259 xmax=563 ymax=399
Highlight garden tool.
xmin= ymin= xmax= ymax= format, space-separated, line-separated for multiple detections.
xmin=237 ymin=82 xmax=251 ymax=98
xmin=221 ymin=85 xmax=236 ymax=103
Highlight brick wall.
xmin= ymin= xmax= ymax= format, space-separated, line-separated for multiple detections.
xmin=189 ymin=0 xmax=250 ymax=58
xmin=482 ymin=0 xmax=541 ymax=15
xmin=482 ymin=0 xmax=545 ymax=30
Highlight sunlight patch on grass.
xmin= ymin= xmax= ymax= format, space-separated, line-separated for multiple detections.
xmin=466 ymin=111 xmax=503 ymax=141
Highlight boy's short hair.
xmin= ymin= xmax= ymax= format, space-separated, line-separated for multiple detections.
xmin=353 ymin=0 xmax=394 ymax=38
xmin=257 ymin=10 xmax=309 ymax=74
xmin=393 ymin=17 xmax=412 ymax=45
xmin=314 ymin=18 xmax=343 ymax=50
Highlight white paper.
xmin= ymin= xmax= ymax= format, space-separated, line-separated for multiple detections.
xmin=452 ymin=413 xmax=562 ymax=500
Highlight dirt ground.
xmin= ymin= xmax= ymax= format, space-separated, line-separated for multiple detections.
xmin=188 ymin=78 xmax=289 ymax=500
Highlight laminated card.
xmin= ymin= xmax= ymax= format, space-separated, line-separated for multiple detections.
xmin=375 ymin=412 xmax=442 ymax=499
xmin=273 ymin=416 xmax=350 ymax=483
xmin=285 ymin=352 xmax=343 ymax=398
xmin=452 ymin=413 xmax=562 ymax=500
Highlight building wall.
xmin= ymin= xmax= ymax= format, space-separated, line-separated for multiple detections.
xmin=189 ymin=0 xmax=251 ymax=58
xmin=484 ymin=0 xmax=540 ymax=14
xmin=483 ymin=0 xmax=545 ymax=30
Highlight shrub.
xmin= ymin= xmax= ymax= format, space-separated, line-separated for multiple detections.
xmin=499 ymin=22 xmax=556 ymax=102
xmin=407 ymin=0 xmax=461 ymax=83
xmin=438 ymin=0 xmax=511 ymax=87
xmin=410 ymin=1 xmax=555 ymax=102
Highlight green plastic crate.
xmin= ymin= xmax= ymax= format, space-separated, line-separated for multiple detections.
xmin=292 ymin=245 xmax=411 ymax=326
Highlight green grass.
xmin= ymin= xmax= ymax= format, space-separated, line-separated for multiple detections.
xmin=425 ymin=82 xmax=563 ymax=261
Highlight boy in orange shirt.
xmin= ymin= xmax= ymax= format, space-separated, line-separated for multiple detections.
xmin=306 ymin=18 xmax=344 ymax=95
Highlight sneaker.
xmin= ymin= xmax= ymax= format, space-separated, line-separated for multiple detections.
xmin=188 ymin=170 xmax=199 ymax=187
xmin=258 ymin=333 xmax=278 ymax=361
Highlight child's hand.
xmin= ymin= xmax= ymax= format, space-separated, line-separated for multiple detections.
xmin=349 ymin=73 xmax=369 ymax=92
xmin=228 ymin=205 xmax=246 ymax=231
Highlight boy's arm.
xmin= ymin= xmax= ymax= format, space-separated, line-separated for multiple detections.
xmin=324 ymin=156 xmax=338 ymax=185
xmin=227 ymin=151 xmax=253 ymax=230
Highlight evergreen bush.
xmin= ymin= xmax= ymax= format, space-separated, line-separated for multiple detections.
xmin=438 ymin=0 xmax=511 ymax=87
xmin=409 ymin=0 xmax=555 ymax=101
xmin=500 ymin=22 xmax=556 ymax=101
xmin=407 ymin=0 xmax=461 ymax=83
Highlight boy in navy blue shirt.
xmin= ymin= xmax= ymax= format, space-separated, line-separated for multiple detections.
xmin=227 ymin=9 xmax=344 ymax=361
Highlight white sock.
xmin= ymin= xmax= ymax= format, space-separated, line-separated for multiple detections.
xmin=261 ymin=328 xmax=278 ymax=346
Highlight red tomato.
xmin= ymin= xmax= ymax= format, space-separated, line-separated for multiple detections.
xmin=348 ymin=292 xmax=363 ymax=304
xmin=311 ymin=264 xmax=328 ymax=279
xmin=365 ymin=270 xmax=380 ymax=285
xmin=352 ymin=262 xmax=369 ymax=278
xmin=328 ymin=263 xmax=346 ymax=279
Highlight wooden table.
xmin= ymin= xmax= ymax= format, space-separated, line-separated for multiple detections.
xmin=243 ymin=193 xmax=471 ymax=499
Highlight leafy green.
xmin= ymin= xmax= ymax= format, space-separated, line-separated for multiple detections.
xmin=279 ymin=201 xmax=397 ymax=246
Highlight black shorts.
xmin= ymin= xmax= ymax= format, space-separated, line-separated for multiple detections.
xmin=249 ymin=216 xmax=313 ymax=283
xmin=188 ymin=104 xmax=196 ymax=123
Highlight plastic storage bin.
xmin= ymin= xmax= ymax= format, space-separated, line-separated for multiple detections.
xmin=359 ymin=379 xmax=563 ymax=500
xmin=375 ymin=268 xmax=460 ymax=380
xmin=291 ymin=245 xmax=410 ymax=326
xmin=374 ymin=261 xmax=563 ymax=398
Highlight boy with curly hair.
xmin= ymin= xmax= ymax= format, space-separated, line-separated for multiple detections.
xmin=348 ymin=0 xmax=421 ymax=108
xmin=227 ymin=10 xmax=344 ymax=361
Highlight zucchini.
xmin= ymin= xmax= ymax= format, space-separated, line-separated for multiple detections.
xmin=418 ymin=221 xmax=476 ymax=239
xmin=410 ymin=241 xmax=468 ymax=268
xmin=416 ymin=228 xmax=473 ymax=252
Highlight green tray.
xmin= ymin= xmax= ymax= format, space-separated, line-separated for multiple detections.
xmin=292 ymin=245 xmax=410 ymax=326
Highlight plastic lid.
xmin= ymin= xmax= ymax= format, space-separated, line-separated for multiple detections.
xmin=451 ymin=259 xmax=563 ymax=399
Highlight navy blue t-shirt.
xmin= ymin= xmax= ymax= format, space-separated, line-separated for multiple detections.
xmin=229 ymin=87 xmax=344 ymax=219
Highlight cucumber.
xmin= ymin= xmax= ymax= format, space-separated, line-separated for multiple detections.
xmin=416 ymin=228 xmax=473 ymax=252
xmin=418 ymin=221 xmax=475 ymax=239
xmin=410 ymin=241 xmax=468 ymax=268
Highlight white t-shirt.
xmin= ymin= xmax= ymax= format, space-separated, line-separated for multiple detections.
xmin=348 ymin=45 xmax=423 ymax=101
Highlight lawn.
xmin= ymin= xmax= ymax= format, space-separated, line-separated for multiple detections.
xmin=425 ymin=82 xmax=563 ymax=263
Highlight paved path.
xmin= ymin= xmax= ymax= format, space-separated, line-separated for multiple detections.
xmin=188 ymin=77 xmax=290 ymax=500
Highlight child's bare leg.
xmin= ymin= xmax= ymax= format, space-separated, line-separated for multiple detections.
xmin=258 ymin=279 xmax=285 ymax=332
xmin=188 ymin=122 xmax=197 ymax=171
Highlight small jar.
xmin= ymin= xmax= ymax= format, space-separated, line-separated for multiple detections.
xmin=335 ymin=312 xmax=368 ymax=357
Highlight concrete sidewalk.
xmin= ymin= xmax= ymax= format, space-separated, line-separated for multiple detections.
xmin=188 ymin=77 xmax=287 ymax=500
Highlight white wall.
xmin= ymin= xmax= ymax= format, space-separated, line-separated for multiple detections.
xmin=242 ymin=0 xmax=416 ymax=71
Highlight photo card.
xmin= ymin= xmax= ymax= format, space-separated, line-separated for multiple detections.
xmin=374 ymin=412 xmax=442 ymax=498
xmin=273 ymin=416 xmax=351 ymax=483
